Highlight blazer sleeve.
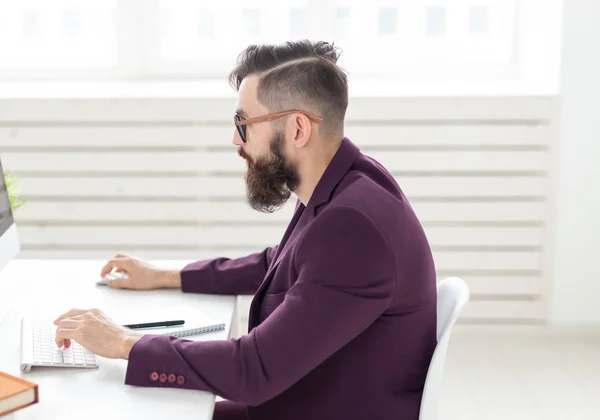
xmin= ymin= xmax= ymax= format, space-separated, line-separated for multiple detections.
xmin=179 ymin=199 xmax=302 ymax=296
xmin=124 ymin=206 xmax=395 ymax=406
xmin=179 ymin=245 xmax=278 ymax=296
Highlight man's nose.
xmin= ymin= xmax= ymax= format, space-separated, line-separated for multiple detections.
xmin=232 ymin=129 xmax=244 ymax=146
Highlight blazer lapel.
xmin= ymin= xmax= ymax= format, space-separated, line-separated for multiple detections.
xmin=265 ymin=201 xmax=305 ymax=278
xmin=247 ymin=137 xmax=362 ymax=331
xmin=248 ymin=202 xmax=305 ymax=330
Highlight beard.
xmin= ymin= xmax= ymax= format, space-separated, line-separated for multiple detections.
xmin=238 ymin=132 xmax=300 ymax=213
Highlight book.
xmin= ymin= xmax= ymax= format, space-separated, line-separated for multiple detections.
xmin=0 ymin=371 xmax=39 ymax=416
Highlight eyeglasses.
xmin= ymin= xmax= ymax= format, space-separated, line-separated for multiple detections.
xmin=234 ymin=110 xmax=324 ymax=143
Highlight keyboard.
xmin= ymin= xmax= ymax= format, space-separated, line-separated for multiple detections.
xmin=20 ymin=318 xmax=99 ymax=373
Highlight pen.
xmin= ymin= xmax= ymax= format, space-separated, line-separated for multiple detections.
xmin=124 ymin=320 xmax=185 ymax=329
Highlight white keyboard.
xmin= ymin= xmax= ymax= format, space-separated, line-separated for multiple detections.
xmin=20 ymin=318 xmax=99 ymax=373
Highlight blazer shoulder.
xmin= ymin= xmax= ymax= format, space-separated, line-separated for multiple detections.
xmin=298 ymin=204 xmax=394 ymax=272
xmin=329 ymin=173 xmax=406 ymax=220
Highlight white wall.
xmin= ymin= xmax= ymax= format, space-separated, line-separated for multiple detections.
xmin=0 ymin=95 xmax=554 ymax=326
xmin=550 ymin=0 xmax=600 ymax=325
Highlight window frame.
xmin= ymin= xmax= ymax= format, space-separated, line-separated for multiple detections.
xmin=0 ymin=0 xmax=562 ymax=86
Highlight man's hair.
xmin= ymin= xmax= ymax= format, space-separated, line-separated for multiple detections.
xmin=229 ymin=40 xmax=348 ymax=139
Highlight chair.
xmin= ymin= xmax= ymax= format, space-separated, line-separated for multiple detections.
xmin=419 ymin=277 xmax=470 ymax=420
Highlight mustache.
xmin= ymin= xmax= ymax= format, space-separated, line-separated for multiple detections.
xmin=238 ymin=146 xmax=254 ymax=166
xmin=238 ymin=146 xmax=248 ymax=160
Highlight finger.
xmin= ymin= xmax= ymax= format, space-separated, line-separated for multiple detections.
xmin=100 ymin=256 xmax=132 ymax=277
xmin=116 ymin=253 xmax=139 ymax=259
xmin=55 ymin=327 xmax=78 ymax=348
xmin=100 ymin=258 xmax=121 ymax=277
xmin=56 ymin=338 xmax=72 ymax=348
xmin=57 ymin=318 xmax=81 ymax=329
xmin=54 ymin=309 xmax=88 ymax=324
xmin=115 ymin=253 xmax=140 ymax=263
xmin=53 ymin=309 xmax=89 ymax=325
xmin=100 ymin=254 xmax=129 ymax=275
xmin=107 ymin=278 xmax=129 ymax=289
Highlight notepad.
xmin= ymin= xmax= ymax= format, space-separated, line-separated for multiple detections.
xmin=117 ymin=303 xmax=226 ymax=338
xmin=147 ymin=322 xmax=226 ymax=338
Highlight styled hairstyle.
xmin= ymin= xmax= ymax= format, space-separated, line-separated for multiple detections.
xmin=229 ymin=40 xmax=349 ymax=138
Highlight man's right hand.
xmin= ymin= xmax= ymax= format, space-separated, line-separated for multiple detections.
xmin=100 ymin=253 xmax=181 ymax=290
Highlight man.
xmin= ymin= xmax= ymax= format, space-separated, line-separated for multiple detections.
xmin=53 ymin=40 xmax=438 ymax=420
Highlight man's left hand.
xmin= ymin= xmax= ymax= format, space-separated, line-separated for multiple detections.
xmin=54 ymin=308 xmax=144 ymax=360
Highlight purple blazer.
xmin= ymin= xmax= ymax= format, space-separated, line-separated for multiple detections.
xmin=125 ymin=137 xmax=437 ymax=420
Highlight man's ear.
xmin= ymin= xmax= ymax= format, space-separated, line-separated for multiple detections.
xmin=290 ymin=113 xmax=312 ymax=148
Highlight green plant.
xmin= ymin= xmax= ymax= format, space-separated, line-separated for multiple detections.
xmin=4 ymin=170 xmax=25 ymax=211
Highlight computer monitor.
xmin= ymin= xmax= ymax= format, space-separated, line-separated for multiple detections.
xmin=0 ymin=156 xmax=20 ymax=324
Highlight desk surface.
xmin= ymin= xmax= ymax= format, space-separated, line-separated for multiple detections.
xmin=0 ymin=259 xmax=236 ymax=420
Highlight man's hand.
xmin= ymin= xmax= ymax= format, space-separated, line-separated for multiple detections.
xmin=100 ymin=253 xmax=181 ymax=290
xmin=54 ymin=308 xmax=145 ymax=360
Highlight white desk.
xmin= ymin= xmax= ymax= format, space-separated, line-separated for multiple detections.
xmin=0 ymin=259 xmax=236 ymax=420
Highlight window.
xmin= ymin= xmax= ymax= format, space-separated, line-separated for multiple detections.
xmin=289 ymin=7 xmax=308 ymax=38
xmin=378 ymin=7 xmax=399 ymax=36
xmin=0 ymin=0 xmax=562 ymax=85
xmin=426 ymin=5 xmax=447 ymax=37
xmin=469 ymin=5 xmax=490 ymax=36
xmin=0 ymin=0 xmax=118 ymax=75
xmin=333 ymin=7 xmax=352 ymax=39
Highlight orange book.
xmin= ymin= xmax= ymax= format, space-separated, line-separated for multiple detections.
xmin=0 ymin=371 xmax=39 ymax=416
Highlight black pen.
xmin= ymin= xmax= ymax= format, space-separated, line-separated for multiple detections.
xmin=124 ymin=320 xmax=185 ymax=329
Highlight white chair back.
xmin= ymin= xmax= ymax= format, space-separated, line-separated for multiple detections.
xmin=419 ymin=277 xmax=470 ymax=420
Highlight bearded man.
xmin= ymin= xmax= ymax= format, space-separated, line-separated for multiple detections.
xmin=53 ymin=40 xmax=438 ymax=420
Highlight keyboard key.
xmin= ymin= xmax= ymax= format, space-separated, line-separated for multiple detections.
xmin=52 ymin=350 xmax=63 ymax=362
xmin=22 ymin=318 xmax=99 ymax=370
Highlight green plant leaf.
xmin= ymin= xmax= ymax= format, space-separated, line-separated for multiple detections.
xmin=3 ymin=170 xmax=25 ymax=211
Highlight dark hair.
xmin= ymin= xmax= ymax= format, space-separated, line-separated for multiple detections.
xmin=229 ymin=40 xmax=348 ymax=138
